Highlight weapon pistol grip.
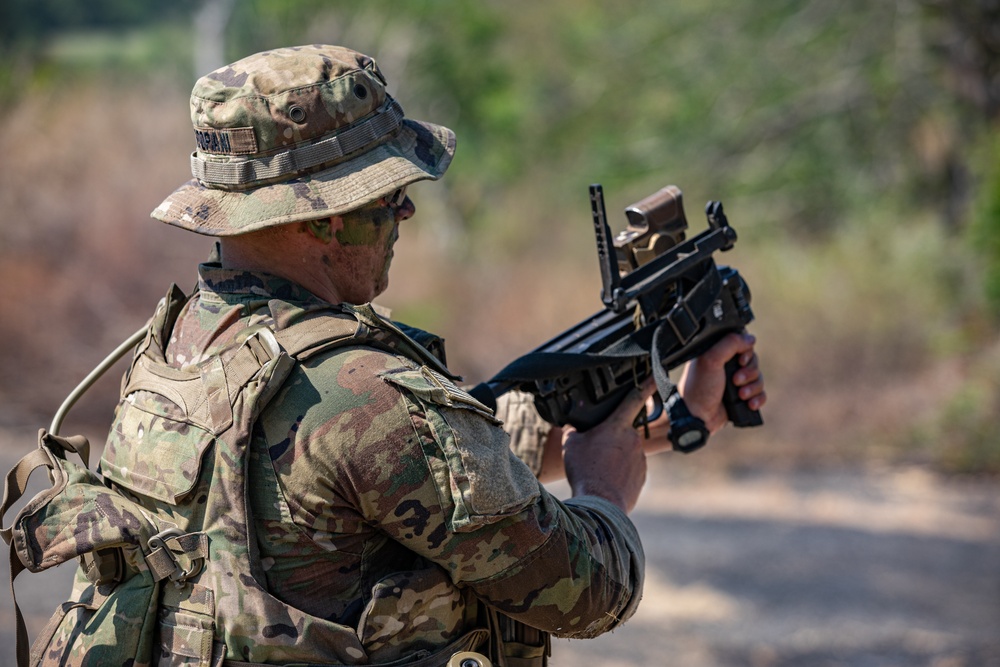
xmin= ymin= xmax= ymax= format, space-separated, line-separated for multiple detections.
xmin=723 ymin=355 xmax=764 ymax=427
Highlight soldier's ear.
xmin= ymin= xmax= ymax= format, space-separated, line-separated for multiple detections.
xmin=304 ymin=217 xmax=338 ymax=244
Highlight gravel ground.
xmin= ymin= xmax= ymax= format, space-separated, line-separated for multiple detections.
xmin=1 ymin=429 xmax=997 ymax=667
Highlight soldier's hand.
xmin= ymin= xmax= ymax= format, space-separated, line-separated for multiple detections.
xmin=679 ymin=332 xmax=766 ymax=434
xmin=561 ymin=379 xmax=657 ymax=513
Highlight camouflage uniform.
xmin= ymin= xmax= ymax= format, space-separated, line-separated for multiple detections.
xmin=5 ymin=45 xmax=646 ymax=667
xmin=116 ymin=264 xmax=644 ymax=664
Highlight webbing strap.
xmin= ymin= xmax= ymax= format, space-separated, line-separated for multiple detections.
xmin=10 ymin=543 xmax=28 ymax=667
xmin=191 ymin=98 xmax=405 ymax=188
xmin=348 ymin=304 xmax=459 ymax=381
xmin=0 ymin=447 xmax=53 ymax=546
xmin=145 ymin=532 xmax=210 ymax=583
xmin=3 ymin=446 xmax=53 ymax=667
xmin=269 ymin=303 xmax=460 ymax=381
xmin=650 ymin=317 xmax=680 ymax=410
xmin=269 ymin=310 xmax=359 ymax=359
xmin=0 ymin=430 xmax=96 ymax=553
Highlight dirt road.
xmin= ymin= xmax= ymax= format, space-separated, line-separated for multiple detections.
xmin=549 ymin=462 xmax=1000 ymax=666
xmin=1 ymin=430 xmax=997 ymax=667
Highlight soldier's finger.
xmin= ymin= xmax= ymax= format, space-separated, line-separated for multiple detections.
xmin=733 ymin=358 xmax=760 ymax=386
xmin=739 ymin=380 xmax=767 ymax=408
xmin=612 ymin=381 xmax=657 ymax=426
xmin=703 ymin=332 xmax=755 ymax=369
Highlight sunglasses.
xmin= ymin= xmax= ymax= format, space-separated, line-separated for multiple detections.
xmin=385 ymin=186 xmax=408 ymax=208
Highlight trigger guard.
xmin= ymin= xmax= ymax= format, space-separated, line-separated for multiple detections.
xmin=647 ymin=393 xmax=664 ymax=422
xmin=632 ymin=393 xmax=664 ymax=429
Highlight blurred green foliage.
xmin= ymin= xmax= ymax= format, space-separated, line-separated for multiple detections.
xmin=970 ymin=134 xmax=1000 ymax=313
xmin=220 ymin=1 xmax=972 ymax=237
xmin=1 ymin=0 xmax=998 ymax=471
xmin=0 ymin=0 xmax=198 ymax=45
xmin=0 ymin=0 xmax=199 ymax=99
xmin=909 ymin=339 xmax=1000 ymax=474
xmin=3 ymin=0 xmax=989 ymax=236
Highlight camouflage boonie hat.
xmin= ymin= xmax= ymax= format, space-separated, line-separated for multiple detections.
xmin=152 ymin=45 xmax=456 ymax=236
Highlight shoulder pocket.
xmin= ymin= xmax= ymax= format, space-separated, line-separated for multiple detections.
xmin=381 ymin=367 xmax=540 ymax=532
xmin=381 ymin=366 xmax=501 ymax=423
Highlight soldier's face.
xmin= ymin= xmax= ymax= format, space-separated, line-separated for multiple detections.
xmin=329 ymin=191 xmax=414 ymax=304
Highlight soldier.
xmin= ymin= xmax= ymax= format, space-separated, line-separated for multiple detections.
xmin=113 ymin=44 xmax=764 ymax=666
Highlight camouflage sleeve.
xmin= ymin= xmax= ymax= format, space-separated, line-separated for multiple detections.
xmin=265 ymin=347 xmax=644 ymax=639
xmin=375 ymin=363 xmax=645 ymax=638
xmin=493 ymin=390 xmax=553 ymax=477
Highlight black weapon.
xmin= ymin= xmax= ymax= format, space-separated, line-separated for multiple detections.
xmin=475 ymin=183 xmax=763 ymax=453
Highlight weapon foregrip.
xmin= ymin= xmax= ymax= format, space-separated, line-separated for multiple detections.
xmin=723 ymin=356 xmax=763 ymax=427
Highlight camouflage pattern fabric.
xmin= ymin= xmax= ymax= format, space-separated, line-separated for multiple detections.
xmin=1 ymin=431 xmax=165 ymax=667
xmin=494 ymin=391 xmax=555 ymax=478
xmin=90 ymin=264 xmax=645 ymax=665
xmin=151 ymin=45 xmax=456 ymax=237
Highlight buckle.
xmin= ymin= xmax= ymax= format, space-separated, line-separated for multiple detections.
xmin=666 ymin=299 xmax=698 ymax=345
xmin=147 ymin=527 xmax=205 ymax=586
xmin=242 ymin=327 xmax=281 ymax=366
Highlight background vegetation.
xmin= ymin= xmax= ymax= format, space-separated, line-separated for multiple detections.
xmin=1 ymin=0 xmax=998 ymax=473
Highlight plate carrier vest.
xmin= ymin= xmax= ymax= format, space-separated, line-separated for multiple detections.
xmin=1 ymin=285 xmax=515 ymax=667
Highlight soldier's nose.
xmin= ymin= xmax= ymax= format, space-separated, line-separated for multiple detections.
xmin=395 ymin=196 xmax=415 ymax=223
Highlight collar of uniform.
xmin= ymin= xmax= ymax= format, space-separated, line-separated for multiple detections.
xmin=195 ymin=262 xmax=328 ymax=306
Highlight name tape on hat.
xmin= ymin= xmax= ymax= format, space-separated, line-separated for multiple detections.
xmin=194 ymin=127 xmax=259 ymax=156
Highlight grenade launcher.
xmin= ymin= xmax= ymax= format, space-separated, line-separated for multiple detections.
xmin=474 ymin=183 xmax=763 ymax=453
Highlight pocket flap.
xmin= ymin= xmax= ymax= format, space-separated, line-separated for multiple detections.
xmin=101 ymin=392 xmax=215 ymax=504
xmin=381 ymin=366 xmax=499 ymax=422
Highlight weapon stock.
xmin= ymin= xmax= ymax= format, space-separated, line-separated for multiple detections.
xmin=481 ymin=182 xmax=762 ymax=453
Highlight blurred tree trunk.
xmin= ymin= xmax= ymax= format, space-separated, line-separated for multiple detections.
xmin=926 ymin=0 xmax=1000 ymax=315
xmin=194 ymin=0 xmax=236 ymax=78
xmin=917 ymin=0 xmax=1000 ymax=228
xmin=923 ymin=0 xmax=1000 ymax=121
